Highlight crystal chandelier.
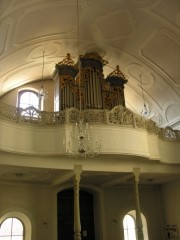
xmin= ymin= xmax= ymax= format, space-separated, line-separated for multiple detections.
xmin=65 ymin=57 xmax=101 ymax=158
xmin=139 ymin=74 xmax=151 ymax=117
xmin=66 ymin=119 xmax=101 ymax=158
xmin=65 ymin=0 xmax=101 ymax=158
xmin=38 ymin=50 xmax=48 ymax=100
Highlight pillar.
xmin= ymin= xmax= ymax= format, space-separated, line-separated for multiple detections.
xmin=133 ymin=168 xmax=144 ymax=240
xmin=73 ymin=165 xmax=83 ymax=240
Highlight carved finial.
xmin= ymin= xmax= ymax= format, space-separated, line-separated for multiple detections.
xmin=58 ymin=53 xmax=76 ymax=66
xmin=108 ymin=65 xmax=128 ymax=82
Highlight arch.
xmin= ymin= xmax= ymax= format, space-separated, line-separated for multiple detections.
xmin=53 ymin=182 xmax=105 ymax=240
xmin=0 ymin=217 xmax=24 ymax=240
xmin=17 ymin=88 xmax=43 ymax=110
xmin=0 ymin=211 xmax=32 ymax=240
xmin=123 ymin=214 xmax=136 ymax=240
xmin=57 ymin=189 xmax=95 ymax=240
xmin=123 ymin=210 xmax=149 ymax=240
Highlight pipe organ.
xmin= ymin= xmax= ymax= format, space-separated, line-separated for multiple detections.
xmin=54 ymin=52 xmax=128 ymax=111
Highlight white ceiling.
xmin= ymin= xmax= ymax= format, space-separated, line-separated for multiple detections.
xmin=0 ymin=0 xmax=180 ymax=129
xmin=0 ymin=164 xmax=180 ymax=186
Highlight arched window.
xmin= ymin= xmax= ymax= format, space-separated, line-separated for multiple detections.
xmin=123 ymin=214 xmax=136 ymax=240
xmin=0 ymin=217 xmax=24 ymax=240
xmin=18 ymin=90 xmax=40 ymax=110
xmin=123 ymin=210 xmax=149 ymax=240
xmin=17 ymin=89 xmax=44 ymax=119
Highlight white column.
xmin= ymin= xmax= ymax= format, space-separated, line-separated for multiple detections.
xmin=73 ymin=165 xmax=83 ymax=240
xmin=133 ymin=168 xmax=144 ymax=240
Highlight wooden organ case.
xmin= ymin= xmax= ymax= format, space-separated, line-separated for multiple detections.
xmin=54 ymin=52 xmax=128 ymax=111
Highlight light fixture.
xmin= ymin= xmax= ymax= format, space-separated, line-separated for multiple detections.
xmin=66 ymin=119 xmax=101 ymax=158
xmin=139 ymin=74 xmax=151 ymax=117
xmin=38 ymin=50 xmax=48 ymax=100
xmin=65 ymin=0 xmax=101 ymax=158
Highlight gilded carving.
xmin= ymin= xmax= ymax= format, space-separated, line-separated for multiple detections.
xmin=0 ymin=101 xmax=179 ymax=142
xmin=58 ymin=53 xmax=76 ymax=67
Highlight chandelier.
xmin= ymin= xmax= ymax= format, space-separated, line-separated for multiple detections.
xmin=66 ymin=119 xmax=101 ymax=158
xmin=65 ymin=54 xmax=101 ymax=158
xmin=139 ymin=74 xmax=151 ymax=117
xmin=64 ymin=0 xmax=101 ymax=158
xmin=56 ymin=50 xmax=129 ymax=157
xmin=54 ymin=0 xmax=128 ymax=157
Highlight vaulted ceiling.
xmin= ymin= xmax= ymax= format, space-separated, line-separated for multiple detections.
xmin=0 ymin=0 xmax=180 ymax=129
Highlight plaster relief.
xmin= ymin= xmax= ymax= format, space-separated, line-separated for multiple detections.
xmin=166 ymin=104 xmax=180 ymax=125
xmin=28 ymin=43 xmax=62 ymax=60
xmin=127 ymin=63 xmax=155 ymax=88
xmin=140 ymin=30 xmax=180 ymax=86
xmin=151 ymin=0 xmax=180 ymax=27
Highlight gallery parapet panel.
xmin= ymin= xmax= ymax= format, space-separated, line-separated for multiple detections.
xmin=0 ymin=101 xmax=180 ymax=142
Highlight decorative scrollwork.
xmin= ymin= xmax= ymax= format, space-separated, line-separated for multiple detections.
xmin=104 ymin=94 xmax=112 ymax=109
xmin=58 ymin=53 xmax=76 ymax=67
xmin=133 ymin=115 xmax=146 ymax=129
xmin=84 ymin=110 xmax=105 ymax=124
xmin=19 ymin=106 xmax=41 ymax=124
xmin=44 ymin=111 xmax=65 ymax=125
xmin=55 ymin=112 xmax=65 ymax=124
xmin=0 ymin=101 xmax=18 ymax=121
xmin=108 ymin=105 xmax=133 ymax=126
xmin=68 ymin=108 xmax=80 ymax=123
xmin=146 ymin=119 xmax=156 ymax=133
xmin=163 ymin=127 xmax=177 ymax=141
xmin=107 ymin=65 xmax=128 ymax=82
xmin=0 ymin=101 xmax=180 ymax=141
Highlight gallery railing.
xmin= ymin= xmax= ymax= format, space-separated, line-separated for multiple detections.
xmin=0 ymin=101 xmax=179 ymax=141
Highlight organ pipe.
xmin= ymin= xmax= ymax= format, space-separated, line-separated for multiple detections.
xmin=54 ymin=52 xmax=128 ymax=111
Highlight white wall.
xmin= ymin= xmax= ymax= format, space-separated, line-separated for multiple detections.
xmin=103 ymin=185 xmax=165 ymax=240
xmin=0 ymin=181 xmax=176 ymax=240
xmin=161 ymin=179 xmax=180 ymax=239
xmin=0 ymin=119 xmax=180 ymax=164
xmin=0 ymin=183 xmax=53 ymax=240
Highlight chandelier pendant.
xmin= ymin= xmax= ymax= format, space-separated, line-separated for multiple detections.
xmin=139 ymin=74 xmax=151 ymax=118
xmin=66 ymin=119 xmax=101 ymax=158
xmin=38 ymin=84 xmax=48 ymax=99
xmin=141 ymin=102 xmax=151 ymax=117
xmin=38 ymin=50 xmax=48 ymax=101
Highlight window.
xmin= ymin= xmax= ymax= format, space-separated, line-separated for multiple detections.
xmin=123 ymin=210 xmax=149 ymax=240
xmin=17 ymin=89 xmax=44 ymax=119
xmin=18 ymin=90 xmax=40 ymax=110
xmin=0 ymin=217 xmax=24 ymax=240
xmin=123 ymin=215 xmax=136 ymax=240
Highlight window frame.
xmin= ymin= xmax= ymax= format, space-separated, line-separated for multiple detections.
xmin=123 ymin=214 xmax=136 ymax=240
xmin=0 ymin=217 xmax=24 ymax=240
xmin=123 ymin=210 xmax=149 ymax=240
xmin=17 ymin=89 xmax=42 ymax=111
xmin=0 ymin=211 xmax=32 ymax=240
